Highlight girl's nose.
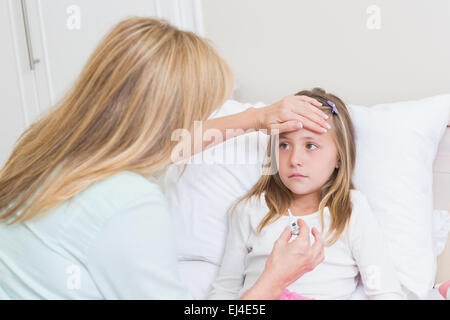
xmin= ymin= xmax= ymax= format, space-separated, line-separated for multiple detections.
xmin=289 ymin=149 xmax=304 ymax=167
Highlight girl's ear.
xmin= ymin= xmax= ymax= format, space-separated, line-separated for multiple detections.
xmin=336 ymin=159 xmax=341 ymax=169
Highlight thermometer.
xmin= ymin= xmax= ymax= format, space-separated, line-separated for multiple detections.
xmin=288 ymin=208 xmax=300 ymax=236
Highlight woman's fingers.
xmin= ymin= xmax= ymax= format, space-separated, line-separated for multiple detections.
xmin=290 ymin=98 xmax=323 ymax=117
xmin=294 ymin=96 xmax=328 ymax=119
xmin=298 ymin=115 xmax=329 ymax=134
xmin=288 ymin=110 xmax=330 ymax=131
xmin=296 ymin=95 xmax=323 ymax=108
xmin=311 ymin=107 xmax=330 ymax=121
xmin=269 ymin=113 xmax=329 ymax=135
xmin=311 ymin=227 xmax=325 ymax=263
xmin=311 ymin=226 xmax=320 ymax=239
xmin=276 ymin=226 xmax=293 ymax=245
xmin=270 ymin=120 xmax=303 ymax=134
xmin=302 ymin=109 xmax=330 ymax=128
xmin=294 ymin=218 xmax=311 ymax=246
xmin=259 ymin=95 xmax=330 ymax=134
xmin=290 ymin=105 xmax=330 ymax=129
xmin=286 ymin=99 xmax=329 ymax=132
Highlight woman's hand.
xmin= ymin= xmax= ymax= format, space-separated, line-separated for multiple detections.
xmin=240 ymin=219 xmax=325 ymax=300
xmin=197 ymin=95 xmax=330 ymax=159
xmin=253 ymin=95 xmax=331 ymax=135
xmin=263 ymin=219 xmax=325 ymax=288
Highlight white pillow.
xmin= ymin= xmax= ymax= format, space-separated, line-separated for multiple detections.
xmin=432 ymin=210 xmax=450 ymax=257
xmin=161 ymin=95 xmax=450 ymax=299
xmin=348 ymin=96 xmax=450 ymax=299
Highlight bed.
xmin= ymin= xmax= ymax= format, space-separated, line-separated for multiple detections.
xmin=162 ymin=97 xmax=450 ymax=300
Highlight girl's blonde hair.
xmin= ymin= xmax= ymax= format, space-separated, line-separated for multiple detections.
xmin=0 ymin=17 xmax=234 ymax=224
xmin=231 ymin=88 xmax=356 ymax=246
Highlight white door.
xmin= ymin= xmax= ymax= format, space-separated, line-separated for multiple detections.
xmin=0 ymin=0 xmax=41 ymax=167
xmin=0 ymin=0 xmax=203 ymax=167
xmin=35 ymin=0 xmax=203 ymax=109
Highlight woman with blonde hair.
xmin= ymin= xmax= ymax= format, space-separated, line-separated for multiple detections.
xmin=0 ymin=17 xmax=330 ymax=299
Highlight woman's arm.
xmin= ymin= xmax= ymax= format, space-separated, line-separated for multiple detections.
xmin=202 ymin=96 xmax=329 ymax=151
xmin=172 ymin=96 xmax=330 ymax=162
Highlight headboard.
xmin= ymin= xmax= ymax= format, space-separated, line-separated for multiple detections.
xmin=434 ymin=113 xmax=450 ymax=284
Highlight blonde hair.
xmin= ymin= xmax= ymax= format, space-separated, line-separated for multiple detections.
xmin=231 ymin=88 xmax=356 ymax=246
xmin=0 ymin=17 xmax=234 ymax=224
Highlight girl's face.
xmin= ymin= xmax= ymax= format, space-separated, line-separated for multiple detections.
xmin=277 ymin=127 xmax=340 ymax=196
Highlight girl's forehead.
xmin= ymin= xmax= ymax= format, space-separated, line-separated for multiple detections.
xmin=280 ymin=129 xmax=327 ymax=141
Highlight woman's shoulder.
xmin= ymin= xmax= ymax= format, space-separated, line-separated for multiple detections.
xmin=73 ymin=171 xmax=166 ymax=214
xmin=58 ymin=171 xmax=168 ymax=242
xmin=48 ymin=172 xmax=171 ymax=266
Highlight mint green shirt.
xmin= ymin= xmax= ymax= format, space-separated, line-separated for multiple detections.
xmin=0 ymin=171 xmax=192 ymax=299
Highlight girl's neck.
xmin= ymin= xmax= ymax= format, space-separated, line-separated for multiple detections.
xmin=289 ymin=192 xmax=321 ymax=216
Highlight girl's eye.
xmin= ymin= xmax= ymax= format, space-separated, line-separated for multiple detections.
xmin=279 ymin=142 xmax=289 ymax=150
xmin=307 ymin=143 xmax=318 ymax=150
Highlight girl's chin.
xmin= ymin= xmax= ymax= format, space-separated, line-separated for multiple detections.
xmin=285 ymin=184 xmax=310 ymax=195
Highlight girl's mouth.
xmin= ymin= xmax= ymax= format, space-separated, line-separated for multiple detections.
xmin=289 ymin=174 xmax=308 ymax=179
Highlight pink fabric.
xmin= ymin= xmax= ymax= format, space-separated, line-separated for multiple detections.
xmin=278 ymin=289 xmax=315 ymax=300
xmin=438 ymin=280 xmax=450 ymax=300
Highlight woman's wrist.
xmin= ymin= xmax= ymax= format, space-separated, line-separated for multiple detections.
xmin=240 ymin=271 xmax=285 ymax=300
xmin=245 ymin=106 xmax=264 ymax=132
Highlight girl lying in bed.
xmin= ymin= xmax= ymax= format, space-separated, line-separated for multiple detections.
xmin=208 ymin=88 xmax=405 ymax=300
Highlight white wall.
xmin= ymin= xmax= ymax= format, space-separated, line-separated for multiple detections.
xmin=201 ymin=0 xmax=450 ymax=106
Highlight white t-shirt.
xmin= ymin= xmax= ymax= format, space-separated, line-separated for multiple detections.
xmin=208 ymin=189 xmax=404 ymax=300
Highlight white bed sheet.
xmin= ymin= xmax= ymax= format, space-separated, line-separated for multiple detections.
xmin=178 ymin=260 xmax=444 ymax=300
